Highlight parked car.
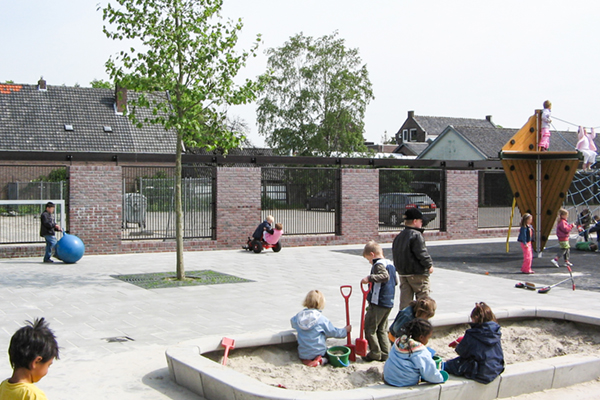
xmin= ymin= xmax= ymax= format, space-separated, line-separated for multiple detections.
xmin=379 ymin=192 xmax=437 ymax=226
xmin=305 ymin=190 xmax=336 ymax=212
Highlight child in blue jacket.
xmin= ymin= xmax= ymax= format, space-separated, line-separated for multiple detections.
xmin=361 ymin=240 xmax=397 ymax=361
xmin=389 ymin=297 xmax=437 ymax=342
xmin=290 ymin=290 xmax=351 ymax=367
xmin=383 ymin=319 xmax=446 ymax=387
xmin=445 ymin=302 xmax=505 ymax=384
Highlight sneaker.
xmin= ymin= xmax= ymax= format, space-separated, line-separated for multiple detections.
xmin=565 ymin=261 xmax=573 ymax=267
xmin=43 ymin=259 xmax=54 ymax=263
xmin=550 ymin=259 xmax=560 ymax=268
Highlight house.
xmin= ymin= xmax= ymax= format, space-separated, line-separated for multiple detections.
xmin=394 ymin=142 xmax=430 ymax=157
xmin=0 ymin=79 xmax=177 ymax=154
xmin=395 ymin=110 xmax=496 ymax=150
xmin=417 ymin=125 xmax=600 ymax=161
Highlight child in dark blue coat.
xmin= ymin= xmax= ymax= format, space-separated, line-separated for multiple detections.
xmin=444 ymin=302 xmax=504 ymax=384
xmin=389 ymin=297 xmax=437 ymax=342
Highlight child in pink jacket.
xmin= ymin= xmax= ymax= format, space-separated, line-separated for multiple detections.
xmin=550 ymin=209 xmax=575 ymax=268
xmin=263 ymin=222 xmax=283 ymax=245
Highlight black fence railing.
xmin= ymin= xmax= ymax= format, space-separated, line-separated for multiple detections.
xmin=260 ymin=167 xmax=339 ymax=235
xmin=378 ymin=169 xmax=443 ymax=231
xmin=121 ymin=166 xmax=215 ymax=240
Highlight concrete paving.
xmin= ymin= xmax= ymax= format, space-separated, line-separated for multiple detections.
xmin=0 ymin=237 xmax=599 ymax=400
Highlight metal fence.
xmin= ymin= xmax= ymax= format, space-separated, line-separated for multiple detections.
xmin=121 ymin=166 xmax=215 ymax=240
xmin=378 ymin=168 xmax=443 ymax=231
xmin=478 ymin=171 xmax=520 ymax=228
xmin=0 ymin=200 xmax=65 ymax=244
xmin=260 ymin=167 xmax=339 ymax=235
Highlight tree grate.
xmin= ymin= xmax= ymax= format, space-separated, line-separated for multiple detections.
xmin=110 ymin=270 xmax=253 ymax=289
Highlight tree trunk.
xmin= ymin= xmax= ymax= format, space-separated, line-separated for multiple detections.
xmin=175 ymin=135 xmax=185 ymax=280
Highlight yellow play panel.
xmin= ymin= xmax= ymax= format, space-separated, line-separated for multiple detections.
xmin=500 ymin=110 xmax=580 ymax=251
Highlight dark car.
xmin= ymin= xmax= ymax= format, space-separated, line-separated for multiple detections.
xmin=379 ymin=192 xmax=437 ymax=226
xmin=306 ymin=190 xmax=336 ymax=212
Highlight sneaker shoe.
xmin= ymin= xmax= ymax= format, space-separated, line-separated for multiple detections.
xmin=565 ymin=261 xmax=573 ymax=267
xmin=43 ymin=259 xmax=54 ymax=263
xmin=550 ymin=259 xmax=560 ymax=268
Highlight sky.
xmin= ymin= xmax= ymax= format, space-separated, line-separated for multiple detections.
xmin=2 ymin=1 xmax=600 ymax=147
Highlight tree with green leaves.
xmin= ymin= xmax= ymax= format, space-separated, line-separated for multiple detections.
xmin=102 ymin=0 xmax=261 ymax=279
xmin=257 ymin=31 xmax=374 ymax=157
xmin=90 ymin=79 xmax=113 ymax=89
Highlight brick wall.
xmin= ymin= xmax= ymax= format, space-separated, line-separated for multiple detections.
xmin=68 ymin=165 xmax=123 ymax=254
xmin=340 ymin=169 xmax=379 ymax=242
xmin=445 ymin=170 xmax=479 ymax=238
xmin=215 ymin=167 xmax=261 ymax=247
xmin=0 ymin=165 xmax=511 ymax=258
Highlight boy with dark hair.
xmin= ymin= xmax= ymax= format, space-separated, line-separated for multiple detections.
xmin=0 ymin=318 xmax=59 ymax=399
xmin=392 ymin=208 xmax=434 ymax=310
xmin=40 ymin=202 xmax=61 ymax=263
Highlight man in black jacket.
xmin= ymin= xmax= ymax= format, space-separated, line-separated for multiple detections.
xmin=40 ymin=202 xmax=61 ymax=263
xmin=392 ymin=208 xmax=434 ymax=309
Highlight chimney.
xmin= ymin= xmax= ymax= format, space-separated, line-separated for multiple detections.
xmin=486 ymin=115 xmax=494 ymax=126
xmin=408 ymin=110 xmax=414 ymax=119
xmin=38 ymin=77 xmax=47 ymax=91
xmin=115 ymin=84 xmax=127 ymax=114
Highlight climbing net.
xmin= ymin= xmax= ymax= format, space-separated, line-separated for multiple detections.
xmin=565 ymin=170 xmax=600 ymax=219
xmin=549 ymin=116 xmax=599 ymax=219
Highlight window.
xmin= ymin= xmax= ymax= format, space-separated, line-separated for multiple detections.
xmin=410 ymin=128 xmax=417 ymax=141
xmin=402 ymin=129 xmax=408 ymax=142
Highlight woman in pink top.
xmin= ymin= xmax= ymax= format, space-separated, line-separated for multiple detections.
xmin=264 ymin=222 xmax=284 ymax=245
xmin=576 ymin=126 xmax=597 ymax=171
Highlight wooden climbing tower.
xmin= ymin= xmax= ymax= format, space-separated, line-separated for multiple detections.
xmin=500 ymin=110 xmax=580 ymax=252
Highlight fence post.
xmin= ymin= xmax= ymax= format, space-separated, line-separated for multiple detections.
xmin=445 ymin=169 xmax=478 ymax=238
xmin=68 ymin=165 xmax=123 ymax=254
xmin=340 ymin=169 xmax=379 ymax=242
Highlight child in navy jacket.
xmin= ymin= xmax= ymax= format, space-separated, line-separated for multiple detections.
xmin=445 ymin=302 xmax=505 ymax=384
xmin=361 ymin=240 xmax=397 ymax=361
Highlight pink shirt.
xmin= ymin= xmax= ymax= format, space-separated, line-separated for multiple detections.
xmin=263 ymin=229 xmax=283 ymax=244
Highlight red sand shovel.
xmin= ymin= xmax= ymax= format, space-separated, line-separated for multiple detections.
xmin=220 ymin=337 xmax=235 ymax=365
xmin=355 ymin=281 xmax=371 ymax=357
xmin=340 ymin=285 xmax=356 ymax=362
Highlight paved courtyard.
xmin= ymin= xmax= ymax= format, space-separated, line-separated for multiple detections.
xmin=0 ymin=237 xmax=598 ymax=399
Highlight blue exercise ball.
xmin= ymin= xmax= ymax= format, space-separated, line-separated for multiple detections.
xmin=55 ymin=233 xmax=85 ymax=264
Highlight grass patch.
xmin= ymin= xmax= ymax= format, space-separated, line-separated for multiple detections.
xmin=110 ymin=270 xmax=253 ymax=289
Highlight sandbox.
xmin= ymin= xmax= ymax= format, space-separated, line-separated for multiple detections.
xmin=166 ymin=307 xmax=600 ymax=400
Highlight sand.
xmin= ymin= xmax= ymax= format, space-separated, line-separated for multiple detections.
xmin=223 ymin=319 xmax=600 ymax=391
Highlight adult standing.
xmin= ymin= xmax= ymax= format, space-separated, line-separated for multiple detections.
xmin=392 ymin=208 xmax=434 ymax=310
xmin=40 ymin=202 xmax=61 ymax=263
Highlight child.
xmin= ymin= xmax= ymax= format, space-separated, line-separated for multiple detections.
xmin=389 ymin=297 xmax=437 ymax=342
xmin=39 ymin=202 xmax=61 ymax=263
xmin=0 ymin=318 xmax=59 ymax=400
xmin=550 ymin=209 xmax=575 ymax=268
xmin=517 ymin=213 xmax=535 ymax=274
xmin=252 ymin=215 xmax=274 ymax=240
xmin=538 ymin=100 xmax=552 ymax=151
xmin=445 ymin=302 xmax=504 ymax=384
xmin=589 ymin=215 xmax=600 ymax=243
xmin=361 ymin=240 xmax=397 ymax=361
xmin=383 ymin=319 xmax=446 ymax=387
xmin=263 ymin=222 xmax=283 ymax=245
xmin=392 ymin=208 xmax=434 ymax=309
xmin=290 ymin=290 xmax=351 ymax=367
xmin=577 ymin=208 xmax=592 ymax=242
xmin=576 ymin=127 xmax=597 ymax=171
xmin=243 ymin=215 xmax=275 ymax=249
